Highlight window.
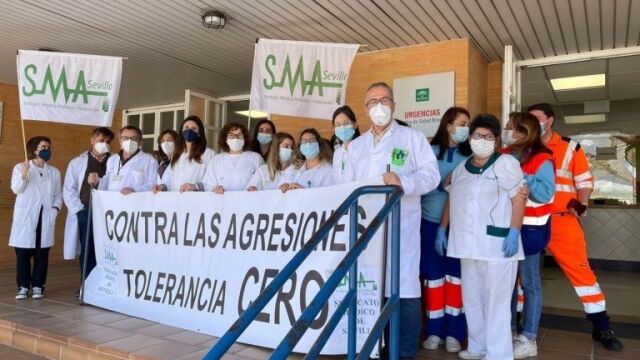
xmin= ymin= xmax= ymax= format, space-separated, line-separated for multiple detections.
xmin=123 ymin=104 xmax=185 ymax=154
xmin=571 ymin=132 xmax=637 ymax=205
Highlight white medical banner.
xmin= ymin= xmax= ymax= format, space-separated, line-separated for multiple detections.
xmin=17 ymin=50 xmax=122 ymax=126
xmin=393 ymin=72 xmax=455 ymax=138
xmin=250 ymin=39 xmax=359 ymax=120
xmin=85 ymin=181 xmax=385 ymax=354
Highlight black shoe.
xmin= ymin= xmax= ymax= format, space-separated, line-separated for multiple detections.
xmin=592 ymin=329 xmax=624 ymax=351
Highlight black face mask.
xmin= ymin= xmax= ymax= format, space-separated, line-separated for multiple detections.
xmin=38 ymin=148 xmax=52 ymax=161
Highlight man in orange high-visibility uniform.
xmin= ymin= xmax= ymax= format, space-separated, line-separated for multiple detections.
xmin=528 ymin=103 xmax=623 ymax=351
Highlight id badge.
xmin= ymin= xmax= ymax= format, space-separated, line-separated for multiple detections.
xmin=111 ymin=174 xmax=123 ymax=182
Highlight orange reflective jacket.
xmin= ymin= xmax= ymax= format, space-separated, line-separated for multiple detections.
xmin=546 ymin=132 xmax=594 ymax=213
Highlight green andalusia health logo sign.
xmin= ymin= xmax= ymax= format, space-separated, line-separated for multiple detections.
xmin=415 ymin=88 xmax=430 ymax=102
xmin=262 ymin=54 xmax=347 ymax=102
xmin=21 ymin=64 xmax=113 ymax=110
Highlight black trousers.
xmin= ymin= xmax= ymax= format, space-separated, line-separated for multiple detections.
xmin=15 ymin=207 xmax=50 ymax=289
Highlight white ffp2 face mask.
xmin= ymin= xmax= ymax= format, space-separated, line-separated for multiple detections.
xmin=470 ymin=138 xmax=495 ymax=158
xmin=161 ymin=141 xmax=175 ymax=157
xmin=369 ymin=103 xmax=392 ymax=126
xmin=94 ymin=142 xmax=110 ymax=155
xmin=227 ymin=139 xmax=245 ymax=152
xmin=121 ymin=139 xmax=139 ymax=154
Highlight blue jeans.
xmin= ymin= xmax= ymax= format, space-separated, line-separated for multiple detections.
xmin=512 ymin=252 xmax=542 ymax=341
xmin=383 ymin=297 xmax=421 ymax=359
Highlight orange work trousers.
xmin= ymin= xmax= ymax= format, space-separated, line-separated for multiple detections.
xmin=548 ymin=213 xmax=606 ymax=314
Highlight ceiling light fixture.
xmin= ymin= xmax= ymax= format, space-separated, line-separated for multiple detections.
xmin=550 ymin=74 xmax=606 ymax=91
xmin=202 ymin=9 xmax=227 ymax=29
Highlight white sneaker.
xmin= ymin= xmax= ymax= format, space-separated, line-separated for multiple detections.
xmin=422 ymin=335 xmax=444 ymax=350
xmin=31 ymin=287 xmax=44 ymax=299
xmin=446 ymin=336 xmax=462 ymax=353
xmin=458 ymin=350 xmax=485 ymax=359
xmin=15 ymin=287 xmax=29 ymax=300
xmin=513 ymin=335 xmax=537 ymax=359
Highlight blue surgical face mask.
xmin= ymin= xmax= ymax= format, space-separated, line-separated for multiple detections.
xmin=451 ymin=126 xmax=469 ymax=143
xmin=279 ymin=147 xmax=292 ymax=162
xmin=37 ymin=148 xmax=51 ymax=161
xmin=335 ymin=125 xmax=356 ymax=143
xmin=182 ymin=129 xmax=200 ymax=142
xmin=300 ymin=142 xmax=320 ymax=159
xmin=257 ymin=133 xmax=272 ymax=145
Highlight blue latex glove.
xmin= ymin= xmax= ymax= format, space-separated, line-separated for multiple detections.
xmin=435 ymin=227 xmax=448 ymax=256
xmin=503 ymin=228 xmax=520 ymax=257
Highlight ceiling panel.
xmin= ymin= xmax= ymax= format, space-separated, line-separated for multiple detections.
xmin=553 ymin=87 xmax=607 ymax=103
xmin=544 ymin=59 xmax=607 ymax=78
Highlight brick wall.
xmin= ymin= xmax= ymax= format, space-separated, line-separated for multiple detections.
xmin=487 ymin=61 xmax=503 ymax=120
xmin=272 ymin=39 xmax=477 ymax=139
xmin=0 ymin=82 xmax=122 ymax=269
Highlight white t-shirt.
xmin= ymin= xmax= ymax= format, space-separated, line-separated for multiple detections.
xmin=205 ymin=151 xmax=264 ymax=191
xmin=247 ymin=163 xmax=297 ymax=190
xmin=288 ymin=162 xmax=335 ymax=188
xmin=160 ymin=148 xmax=216 ymax=191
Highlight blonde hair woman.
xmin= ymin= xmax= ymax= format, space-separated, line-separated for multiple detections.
xmin=247 ymin=132 xmax=297 ymax=191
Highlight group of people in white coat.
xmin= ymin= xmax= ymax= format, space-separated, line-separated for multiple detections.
xmin=9 ymin=81 xmax=566 ymax=360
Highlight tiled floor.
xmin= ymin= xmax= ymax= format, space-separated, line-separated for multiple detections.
xmin=0 ymin=262 xmax=638 ymax=359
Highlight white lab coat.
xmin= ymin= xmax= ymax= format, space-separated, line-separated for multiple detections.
xmin=9 ymin=160 xmax=62 ymax=249
xmin=345 ymin=121 xmax=440 ymax=298
xmin=62 ymin=151 xmax=109 ymax=259
xmin=333 ymin=145 xmax=350 ymax=184
xmin=205 ymin=151 xmax=264 ymax=191
xmin=160 ymin=148 xmax=216 ymax=191
xmin=288 ymin=162 xmax=335 ymax=188
xmin=99 ymin=151 xmax=158 ymax=192
xmin=446 ymin=154 xmax=525 ymax=262
xmin=247 ymin=163 xmax=297 ymax=190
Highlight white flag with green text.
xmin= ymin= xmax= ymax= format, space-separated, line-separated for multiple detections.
xmin=17 ymin=50 xmax=122 ymax=126
xmin=250 ymin=39 xmax=358 ymax=120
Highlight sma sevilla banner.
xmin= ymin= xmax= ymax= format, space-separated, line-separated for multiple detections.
xmin=250 ymin=39 xmax=359 ymax=120
xmin=17 ymin=50 xmax=122 ymax=126
xmin=84 ymin=181 xmax=385 ymax=354
xmin=393 ymin=71 xmax=455 ymax=138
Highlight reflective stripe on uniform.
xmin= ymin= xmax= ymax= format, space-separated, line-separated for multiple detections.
xmin=428 ymin=278 xmax=445 ymax=288
xmin=556 ymin=184 xmax=576 ymax=192
xmin=428 ymin=309 xmax=445 ymax=319
xmin=574 ymin=171 xmax=593 ymax=182
xmin=574 ymin=284 xmax=602 ymax=297
xmin=560 ymin=139 xmax=578 ymax=171
xmin=576 ymin=181 xmax=593 ymax=189
xmin=583 ymin=300 xmax=607 ymax=314
xmin=445 ymin=275 xmax=461 ymax=285
xmin=444 ymin=305 xmax=463 ymax=316
xmin=556 ymin=169 xmax=573 ymax=179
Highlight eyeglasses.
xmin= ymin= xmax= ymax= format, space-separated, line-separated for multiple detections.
xmin=227 ymin=133 xmax=244 ymax=140
xmin=365 ymin=97 xmax=393 ymax=108
xmin=470 ymin=133 xmax=496 ymax=141
xmin=300 ymin=139 xmax=318 ymax=145
xmin=120 ymin=136 xmax=140 ymax=141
